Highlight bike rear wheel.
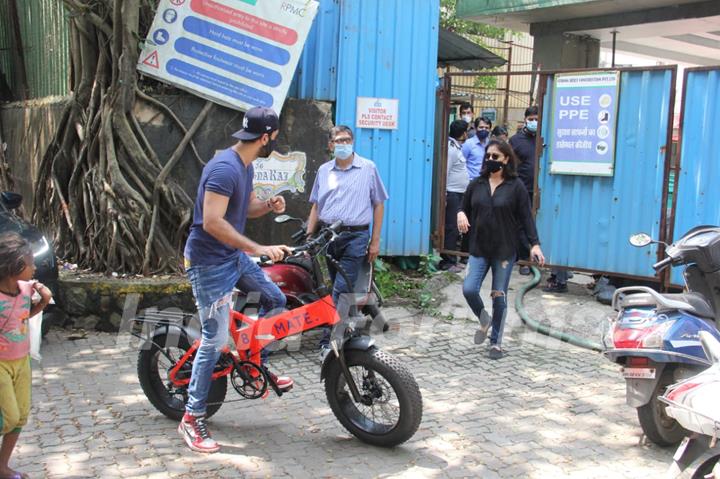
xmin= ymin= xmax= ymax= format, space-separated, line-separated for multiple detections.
xmin=324 ymin=348 xmax=422 ymax=447
xmin=137 ymin=331 xmax=226 ymax=421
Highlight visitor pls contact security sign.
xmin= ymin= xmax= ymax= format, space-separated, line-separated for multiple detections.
xmin=356 ymin=97 xmax=399 ymax=130
xmin=549 ymin=71 xmax=620 ymax=176
xmin=138 ymin=0 xmax=318 ymax=112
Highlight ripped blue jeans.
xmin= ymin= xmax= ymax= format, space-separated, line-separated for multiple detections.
xmin=462 ymin=255 xmax=514 ymax=347
xmin=185 ymin=253 xmax=286 ymax=415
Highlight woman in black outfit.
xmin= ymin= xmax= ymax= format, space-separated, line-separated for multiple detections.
xmin=457 ymin=140 xmax=545 ymax=359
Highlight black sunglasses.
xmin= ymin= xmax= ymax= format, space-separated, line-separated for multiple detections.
xmin=484 ymin=153 xmax=503 ymax=160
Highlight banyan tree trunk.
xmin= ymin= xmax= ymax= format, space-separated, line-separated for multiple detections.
xmin=33 ymin=0 xmax=211 ymax=275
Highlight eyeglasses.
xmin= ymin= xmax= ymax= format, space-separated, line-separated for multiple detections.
xmin=332 ymin=137 xmax=353 ymax=145
xmin=484 ymin=153 xmax=503 ymax=160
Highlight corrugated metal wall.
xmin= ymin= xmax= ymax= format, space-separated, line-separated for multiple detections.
xmin=289 ymin=0 xmax=339 ymax=101
xmin=0 ymin=1 xmax=18 ymax=97
xmin=536 ymin=67 xmax=675 ymax=279
xmin=671 ymin=67 xmax=720 ymax=285
xmin=335 ymin=0 xmax=440 ymax=256
xmin=0 ymin=0 xmax=69 ymax=99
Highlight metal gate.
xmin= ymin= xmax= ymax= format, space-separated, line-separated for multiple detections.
xmin=435 ymin=69 xmax=540 ymax=257
xmin=670 ymin=66 xmax=720 ymax=286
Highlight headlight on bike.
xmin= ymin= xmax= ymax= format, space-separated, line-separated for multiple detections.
xmin=641 ymin=320 xmax=676 ymax=349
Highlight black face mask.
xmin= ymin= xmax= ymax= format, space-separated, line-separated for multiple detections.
xmin=260 ymin=138 xmax=277 ymax=158
xmin=485 ymin=159 xmax=504 ymax=173
xmin=477 ymin=129 xmax=490 ymax=141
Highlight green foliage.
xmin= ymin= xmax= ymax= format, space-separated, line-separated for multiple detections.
xmin=373 ymin=257 xmax=460 ymax=320
xmin=440 ymin=0 xmax=506 ymax=39
xmin=418 ymin=252 xmax=442 ymax=276
xmin=474 ymin=74 xmax=499 ymax=90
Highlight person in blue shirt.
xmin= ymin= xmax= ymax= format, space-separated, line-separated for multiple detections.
xmin=462 ymin=117 xmax=492 ymax=180
xmin=180 ymin=107 xmax=294 ymax=454
xmin=306 ymin=126 xmax=389 ymax=360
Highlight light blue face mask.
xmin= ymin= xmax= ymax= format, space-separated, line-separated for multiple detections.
xmin=526 ymin=120 xmax=538 ymax=133
xmin=334 ymin=143 xmax=354 ymax=160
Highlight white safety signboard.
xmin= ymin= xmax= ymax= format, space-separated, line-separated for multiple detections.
xmin=356 ymin=97 xmax=399 ymax=130
xmin=138 ymin=0 xmax=318 ymax=112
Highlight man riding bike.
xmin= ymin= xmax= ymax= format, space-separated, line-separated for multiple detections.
xmin=180 ymin=106 xmax=293 ymax=453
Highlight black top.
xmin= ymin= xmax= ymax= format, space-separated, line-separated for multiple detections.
xmin=461 ymin=176 xmax=540 ymax=260
xmin=509 ymin=129 xmax=536 ymax=194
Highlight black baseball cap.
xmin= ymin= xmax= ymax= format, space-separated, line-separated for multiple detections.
xmin=232 ymin=106 xmax=280 ymax=141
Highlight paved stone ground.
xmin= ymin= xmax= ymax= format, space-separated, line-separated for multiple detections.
xmin=12 ymin=270 xmax=674 ymax=478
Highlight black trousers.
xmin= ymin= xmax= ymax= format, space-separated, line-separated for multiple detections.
xmin=441 ymin=191 xmax=465 ymax=265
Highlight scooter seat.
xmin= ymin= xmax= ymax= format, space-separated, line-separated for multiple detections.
xmin=663 ymin=292 xmax=715 ymax=320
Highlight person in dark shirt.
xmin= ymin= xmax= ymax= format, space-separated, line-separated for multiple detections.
xmin=457 ymin=140 xmax=545 ymax=359
xmin=510 ymin=106 xmax=539 ymax=276
xmin=509 ymin=106 xmax=538 ymax=197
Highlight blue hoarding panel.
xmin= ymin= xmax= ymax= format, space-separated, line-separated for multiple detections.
xmin=536 ymin=68 xmax=674 ymax=278
xmin=672 ymin=68 xmax=720 ymax=285
xmin=289 ymin=0 xmax=339 ymax=101
xmin=334 ymin=0 xmax=440 ymax=256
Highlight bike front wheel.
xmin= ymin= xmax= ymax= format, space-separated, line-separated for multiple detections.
xmin=137 ymin=331 xmax=227 ymax=421
xmin=324 ymin=348 xmax=422 ymax=447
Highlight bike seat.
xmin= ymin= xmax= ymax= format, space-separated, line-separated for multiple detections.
xmin=663 ymin=292 xmax=715 ymax=320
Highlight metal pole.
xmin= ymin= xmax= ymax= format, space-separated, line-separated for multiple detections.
xmin=611 ymin=30 xmax=618 ymax=68
xmin=503 ymin=42 xmax=513 ymax=126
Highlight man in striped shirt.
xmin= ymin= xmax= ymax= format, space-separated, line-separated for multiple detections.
xmin=306 ymin=125 xmax=389 ymax=359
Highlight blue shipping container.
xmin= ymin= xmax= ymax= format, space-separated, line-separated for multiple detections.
xmin=671 ymin=67 xmax=720 ymax=285
xmin=536 ymin=68 xmax=675 ymax=279
xmin=334 ymin=0 xmax=440 ymax=256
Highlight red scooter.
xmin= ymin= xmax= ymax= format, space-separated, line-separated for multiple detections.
xmin=245 ymin=214 xmax=388 ymax=335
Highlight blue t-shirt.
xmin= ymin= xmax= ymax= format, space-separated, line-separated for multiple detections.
xmin=184 ymin=148 xmax=253 ymax=266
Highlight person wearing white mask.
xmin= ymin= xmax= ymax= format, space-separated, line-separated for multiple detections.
xmin=459 ymin=102 xmax=476 ymax=138
xmin=306 ymin=125 xmax=389 ymax=359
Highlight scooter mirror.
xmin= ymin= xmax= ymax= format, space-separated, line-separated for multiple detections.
xmin=629 ymin=233 xmax=653 ymax=247
xmin=274 ymin=215 xmax=292 ymax=224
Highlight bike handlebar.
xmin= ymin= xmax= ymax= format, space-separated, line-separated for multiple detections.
xmin=259 ymin=221 xmax=344 ymax=263
xmin=653 ymin=256 xmax=673 ymax=271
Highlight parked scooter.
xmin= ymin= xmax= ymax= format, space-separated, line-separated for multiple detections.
xmin=604 ymin=226 xmax=720 ymax=446
xmin=662 ymin=330 xmax=720 ymax=478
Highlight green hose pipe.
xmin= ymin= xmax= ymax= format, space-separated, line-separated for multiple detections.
xmin=515 ymin=266 xmax=604 ymax=352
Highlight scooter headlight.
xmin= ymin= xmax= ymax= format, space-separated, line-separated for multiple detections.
xmin=32 ymin=236 xmax=50 ymax=258
xmin=641 ymin=320 xmax=675 ymax=349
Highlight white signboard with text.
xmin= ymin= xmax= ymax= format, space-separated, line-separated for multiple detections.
xmin=137 ymin=0 xmax=318 ymax=112
xmin=356 ymin=97 xmax=399 ymax=130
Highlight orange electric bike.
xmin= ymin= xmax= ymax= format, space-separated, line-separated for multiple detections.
xmin=135 ymin=222 xmax=423 ymax=447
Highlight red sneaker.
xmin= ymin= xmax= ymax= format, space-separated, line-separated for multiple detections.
xmin=266 ymin=369 xmax=294 ymax=391
xmin=178 ymin=413 xmax=220 ymax=453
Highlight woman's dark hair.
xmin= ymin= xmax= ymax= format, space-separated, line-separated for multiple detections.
xmin=480 ymin=140 xmax=518 ymax=180
xmin=0 ymin=232 xmax=31 ymax=280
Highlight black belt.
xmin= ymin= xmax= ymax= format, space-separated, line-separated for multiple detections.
xmin=320 ymin=222 xmax=369 ymax=233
